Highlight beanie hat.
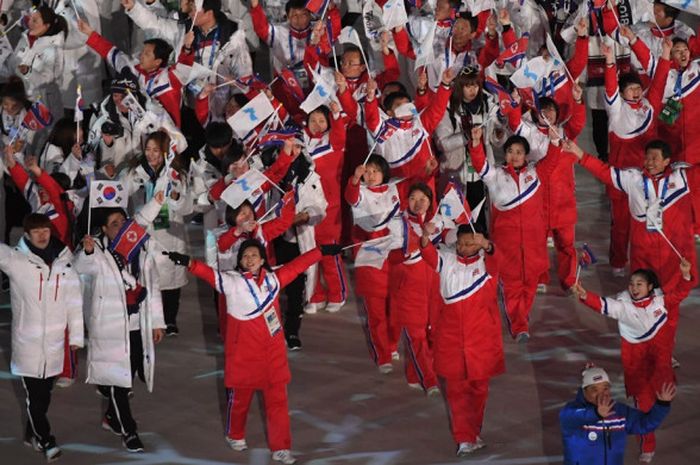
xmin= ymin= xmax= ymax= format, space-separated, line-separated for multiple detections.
xmin=582 ymin=366 xmax=610 ymax=389
xmin=110 ymin=77 xmax=139 ymax=95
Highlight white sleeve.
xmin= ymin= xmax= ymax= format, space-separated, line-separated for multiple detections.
xmin=65 ymin=270 xmax=85 ymax=348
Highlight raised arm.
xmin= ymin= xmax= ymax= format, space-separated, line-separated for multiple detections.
xmin=276 ymin=248 xmax=322 ymax=287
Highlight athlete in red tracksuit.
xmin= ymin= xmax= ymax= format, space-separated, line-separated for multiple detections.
xmin=169 ymin=241 xmax=338 ymax=464
xmin=600 ymin=39 xmax=671 ymax=272
xmin=387 ymin=183 xmax=441 ymax=394
xmin=419 ymin=226 xmax=504 ymax=455
xmin=566 ymin=139 xmax=697 ymax=339
xmin=345 ymin=157 xmax=402 ymax=371
xmin=470 ymin=126 xmax=563 ymax=340
xmin=508 ymin=88 xmax=586 ymax=290
xmin=572 ymin=260 xmax=694 ymax=458
xmin=6 ymin=154 xmax=78 ymax=384
xmin=304 ymin=104 xmax=348 ymax=312
xmin=628 ymin=33 xmax=700 ymax=237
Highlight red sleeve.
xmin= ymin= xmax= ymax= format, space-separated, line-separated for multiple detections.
xmin=177 ymin=47 xmax=195 ymax=66
xmin=507 ymin=104 xmax=523 ymax=132
xmin=420 ymin=84 xmax=451 ymax=133
xmin=276 ymin=248 xmax=322 ymax=287
xmin=484 ymin=244 xmax=501 ymax=279
xmin=328 ymin=6 xmax=341 ymax=40
xmin=194 ymin=95 xmax=210 ymax=126
xmin=376 ymin=51 xmax=400 ymax=89
xmin=208 ymin=177 xmax=227 ymax=202
xmin=344 ymin=177 xmax=360 ymax=205
xmin=262 ymin=150 xmax=293 ymax=189
xmin=8 ymin=163 xmax=30 ymax=192
xmin=690 ymin=33 xmax=700 ymax=58
xmin=86 ymin=31 xmax=115 ymax=59
xmin=36 ymin=170 xmax=66 ymax=210
xmin=630 ymin=38 xmax=652 ymax=72
xmin=605 ymin=63 xmax=618 ymax=99
xmin=337 ymin=88 xmax=358 ymax=123
xmin=188 ymin=259 xmax=218 ymax=289
xmin=303 ymin=44 xmax=322 ymax=76
xmin=665 ymin=276 xmax=695 ymax=308
xmin=392 ymin=27 xmax=416 ymax=60
xmin=419 ymin=241 xmax=439 ymax=270
xmin=502 ymin=26 xmax=517 ymax=48
xmin=261 ymin=197 xmax=295 ymax=240
xmin=647 ymin=58 xmax=671 ymax=116
xmin=579 ymin=153 xmax=614 ymax=186
xmin=474 ymin=10 xmax=490 ymax=37
xmin=329 ymin=112 xmax=347 ymax=151
xmin=564 ymin=101 xmax=586 ymax=140
xmin=580 ymin=290 xmax=604 ymax=312
xmin=477 ymin=33 xmax=500 ymax=69
xmin=250 ymin=3 xmax=270 ymax=43
xmin=414 ymin=89 xmax=432 ymax=112
xmin=567 ymin=36 xmax=589 ymax=79
xmin=217 ymin=227 xmax=242 ymax=252
xmin=534 ymin=143 xmax=562 ymax=178
xmin=364 ymin=96 xmax=381 ymax=132
xmin=470 ymin=142 xmax=486 ymax=173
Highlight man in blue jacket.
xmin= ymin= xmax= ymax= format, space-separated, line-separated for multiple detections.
xmin=560 ymin=365 xmax=676 ymax=464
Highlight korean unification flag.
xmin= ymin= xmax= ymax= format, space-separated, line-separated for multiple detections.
xmin=89 ymin=180 xmax=128 ymax=208
xmin=227 ymin=93 xmax=275 ymax=139
xmin=465 ymin=0 xmax=495 ymax=15
xmin=438 ymin=182 xmax=469 ymax=229
xmin=355 ymin=235 xmax=394 ymax=269
xmin=299 ymin=66 xmax=337 ymax=114
xmin=220 ymin=168 xmax=268 ymax=209
xmin=510 ymin=56 xmax=552 ymax=90
xmin=382 ymin=0 xmax=408 ymax=30
xmin=545 ymin=34 xmax=566 ymax=73
xmin=413 ymin=20 xmax=436 ymax=69
xmin=663 ymin=0 xmax=700 ymax=15
xmin=338 ymin=26 xmax=363 ymax=48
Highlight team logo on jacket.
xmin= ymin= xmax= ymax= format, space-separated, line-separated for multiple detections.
xmin=653 ymin=309 xmax=662 ymax=318
xmin=525 ymin=175 xmax=533 ymax=183
xmin=392 ymin=195 xmax=399 ymax=203
xmin=588 ymin=432 xmax=598 ymax=441
xmin=668 ymin=182 xmax=676 ymax=189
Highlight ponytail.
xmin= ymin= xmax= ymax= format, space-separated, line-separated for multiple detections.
xmin=36 ymin=6 xmax=68 ymax=38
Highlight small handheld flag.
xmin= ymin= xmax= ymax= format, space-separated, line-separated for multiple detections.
xmin=89 ymin=180 xmax=128 ymax=209
xmin=21 ymin=101 xmax=53 ymax=131
xmin=109 ymin=219 xmax=150 ymax=264
xmin=578 ymin=243 xmax=598 ymax=269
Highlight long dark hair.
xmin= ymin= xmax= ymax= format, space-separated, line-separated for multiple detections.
xmin=225 ymin=200 xmax=255 ymax=227
xmin=236 ymin=239 xmax=272 ymax=272
xmin=35 ymin=5 xmax=68 ymax=38
xmin=130 ymin=131 xmax=185 ymax=175
xmin=47 ymin=117 xmax=79 ymax=158
xmin=447 ymin=67 xmax=483 ymax=130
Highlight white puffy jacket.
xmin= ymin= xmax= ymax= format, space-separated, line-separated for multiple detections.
xmin=0 ymin=238 xmax=83 ymax=379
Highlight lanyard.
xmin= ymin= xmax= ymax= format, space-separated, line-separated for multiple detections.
xmin=288 ymin=29 xmax=310 ymax=67
xmin=146 ymin=73 xmax=156 ymax=96
xmin=673 ymin=68 xmax=684 ymax=99
xmin=243 ymin=274 xmax=271 ymax=309
xmin=643 ymin=176 xmax=669 ymax=204
xmin=196 ymin=27 xmax=220 ymax=68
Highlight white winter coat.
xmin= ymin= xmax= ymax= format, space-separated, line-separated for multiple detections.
xmin=122 ymin=163 xmax=192 ymax=290
xmin=74 ymin=202 xmax=164 ymax=390
xmin=88 ymin=96 xmax=144 ymax=171
xmin=13 ymin=32 xmax=65 ymax=121
xmin=0 ymin=238 xmax=84 ymax=379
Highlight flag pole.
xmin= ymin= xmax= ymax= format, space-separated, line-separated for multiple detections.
xmin=341 ymin=236 xmax=386 ymax=250
xmin=0 ymin=17 xmax=22 ymax=36
xmin=362 ymin=138 xmax=380 ymax=166
xmin=353 ymin=29 xmax=372 ymax=77
xmin=654 ymin=226 xmax=685 ymax=260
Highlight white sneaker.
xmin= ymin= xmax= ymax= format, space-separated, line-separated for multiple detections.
xmin=407 ymin=383 xmax=423 ymax=391
xmin=516 ymin=332 xmax=530 ymax=344
xmin=612 ymin=267 xmax=626 ymax=278
xmin=671 ymin=356 xmax=680 ymax=369
xmin=456 ymin=442 xmax=480 ymax=456
xmin=225 ymin=437 xmax=248 ymax=451
xmin=304 ymin=303 xmax=321 ymax=314
xmin=55 ymin=377 xmax=74 ymax=388
xmin=695 ymin=234 xmax=700 ymax=244
xmin=427 ymin=386 xmax=441 ymax=397
xmin=378 ymin=363 xmax=393 ymax=374
xmin=536 ymin=283 xmax=547 ymax=294
xmin=475 ymin=436 xmax=486 ymax=449
xmin=391 ymin=351 xmax=400 ymax=361
xmin=272 ymin=449 xmax=297 ymax=464
xmin=45 ymin=445 xmax=62 ymax=462
xmin=639 ymin=451 xmax=655 ymax=463
xmin=325 ymin=301 xmax=345 ymax=313
xmin=547 ymin=236 xmax=555 ymax=248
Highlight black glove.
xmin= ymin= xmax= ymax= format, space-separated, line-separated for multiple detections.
xmin=320 ymin=244 xmax=344 ymax=256
xmin=165 ymin=251 xmax=190 ymax=267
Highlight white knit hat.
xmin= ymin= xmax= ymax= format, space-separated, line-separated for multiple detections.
xmin=582 ymin=366 xmax=610 ymax=388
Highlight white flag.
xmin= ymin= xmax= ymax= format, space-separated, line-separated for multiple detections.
xmin=438 ymin=184 xmax=468 ymax=229
xmin=89 ymin=180 xmax=128 ymax=209
xmin=0 ymin=34 xmax=13 ymax=65
xmin=227 ymin=93 xmax=275 ymax=139
xmin=355 ymin=235 xmax=394 ymax=269
xmin=194 ymin=0 xmax=204 ymax=10
xmin=545 ymin=34 xmax=566 ymax=71
xmin=465 ymin=0 xmax=496 ymax=15
xmin=74 ymin=84 xmax=84 ymax=123
xmin=413 ymin=20 xmax=436 ymax=69
xmin=382 ymin=0 xmax=408 ymax=30
xmin=186 ymin=61 xmax=213 ymax=84
xmin=510 ymin=57 xmax=552 ymax=89
xmin=300 ymin=67 xmax=337 ymax=114
xmin=339 ymin=26 xmax=363 ymax=48
xmin=121 ymin=91 xmax=147 ymax=121
xmin=220 ymin=168 xmax=268 ymax=209
xmin=664 ymin=0 xmax=700 ymax=15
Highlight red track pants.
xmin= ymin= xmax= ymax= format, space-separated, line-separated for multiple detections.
xmin=441 ymin=378 xmax=489 ymax=444
xmin=539 ymin=225 xmax=577 ymax=289
xmin=608 ymin=187 xmax=631 ymax=269
xmin=225 ymin=383 xmax=291 ymax=451
xmin=358 ymin=296 xmax=399 ymax=366
xmin=310 ymin=253 xmax=348 ymax=305
xmin=402 ymin=326 xmax=437 ymax=390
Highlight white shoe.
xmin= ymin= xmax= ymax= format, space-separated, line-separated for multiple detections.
xmin=378 ymin=363 xmax=393 ymax=374
xmin=225 ymin=437 xmax=248 ymax=451
xmin=304 ymin=303 xmax=321 ymax=315
xmin=407 ymin=383 xmax=423 ymax=391
xmin=456 ymin=442 xmax=480 ymax=456
xmin=427 ymin=386 xmax=441 ymax=397
xmin=695 ymin=234 xmax=700 ymax=244
xmin=612 ymin=267 xmax=626 ymax=278
xmin=536 ymin=283 xmax=547 ymax=294
xmin=391 ymin=351 xmax=400 ymax=361
xmin=475 ymin=436 xmax=486 ymax=449
xmin=325 ymin=301 xmax=345 ymax=313
xmin=639 ymin=451 xmax=655 ymax=463
xmin=272 ymin=449 xmax=297 ymax=464
xmin=45 ymin=445 xmax=62 ymax=462
xmin=516 ymin=332 xmax=530 ymax=344
xmin=55 ymin=377 xmax=74 ymax=388
xmin=671 ymin=356 xmax=680 ymax=369
xmin=547 ymin=236 xmax=555 ymax=248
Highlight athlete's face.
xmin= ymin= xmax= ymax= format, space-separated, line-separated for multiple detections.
xmin=28 ymin=12 xmax=50 ymax=37
xmin=628 ymin=275 xmax=653 ymax=300
xmin=363 ymin=163 xmax=384 ymax=187
xmin=341 ymin=51 xmax=365 ymax=79
xmin=505 ymin=142 xmax=527 ymax=169
xmin=435 ymin=0 xmax=453 ymax=21
xmin=408 ymin=190 xmax=431 ymax=216
xmin=583 ymin=381 xmax=611 ymax=405
xmin=139 ymin=44 xmax=162 ymax=73
xmin=145 ymin=139 xmax=165 ymax=170
xmin=2 ymin=97 xmax=23 ymax=116
xmin=27 ymin=227 xmax=51 ymax=250
xmin=307 ymin=110 xmax=328 ymax=135
xmin=102 ymin=212 xmax=127 ymax=242
xmin=671 ymin=42 xmax=690 ymax=68
xmin=538 ymin=106 xmax=558 ymax=126
xmin=287 ymin=7 xmax=311 ymax=31
xmin=462 ymin=83 xmax=479 ymax=103
xmin=456 ymin=233 xmax=481 ymax=257
xmin=235 ymin=205 xmax=255 ymax=227
xmin=644 ymin=148 xmax=670 ymax=176
xmin=239 ymin=246 xmax=265 ymax=274
xmin=621 ymin=83 xmax=643 ymax=103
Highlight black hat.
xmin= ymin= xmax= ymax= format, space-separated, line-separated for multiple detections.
xmin=110 ymin=76 xmax=139 ymax=95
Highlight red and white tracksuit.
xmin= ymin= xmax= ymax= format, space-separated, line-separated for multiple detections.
xmin=212 ymin=198 xmax=296 ymax=337
xmin=604 ymin=55 xmax=670 ymax=268
xmin=188 ymin=248 xmax=322 ymax=451
xmin=510 ymin=104 xmax=585 ymax=290
xmin=387 ymin=211 xmax=441 ymax=392
xmin=345 ymin=179 xmax=403 ymax=367
xmin=578 ymin=154 xmax=697 ymax=332
xmin=8 ymin=164 xmax=78 ymax=380
xmin=471 ymin=141 xmax=563 ymax=337
xmin=578 ymin=278 xmax=694 ymax=454
xmin=306 ymin=113 xmax=348 ymax=307
xmin=420 ymin=243 xmax=505 ymax=444
xmin=631 ymin=39 xmax=700 ymax=235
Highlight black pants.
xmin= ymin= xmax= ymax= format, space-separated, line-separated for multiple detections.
xmin=591 ymin=109 xmax=609 ymax=162
xmin=22 ymin=376 xmax=56 ymax=447
xmin=162 ymin=288 xmax=182 ymax=327
xmin=98 ymin=330 xmax=144 ymax=436
xmin=273 ymin=238 xmax=305 ymax=338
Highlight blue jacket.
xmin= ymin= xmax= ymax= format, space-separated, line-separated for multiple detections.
xmin=560 ymin=389 xmax=670 ymax=465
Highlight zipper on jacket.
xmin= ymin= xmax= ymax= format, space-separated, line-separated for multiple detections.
xmin=54 ymin=275 xmax=60 ymax=301
xmin=38 ymin=273 xmax=43 ymax=301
